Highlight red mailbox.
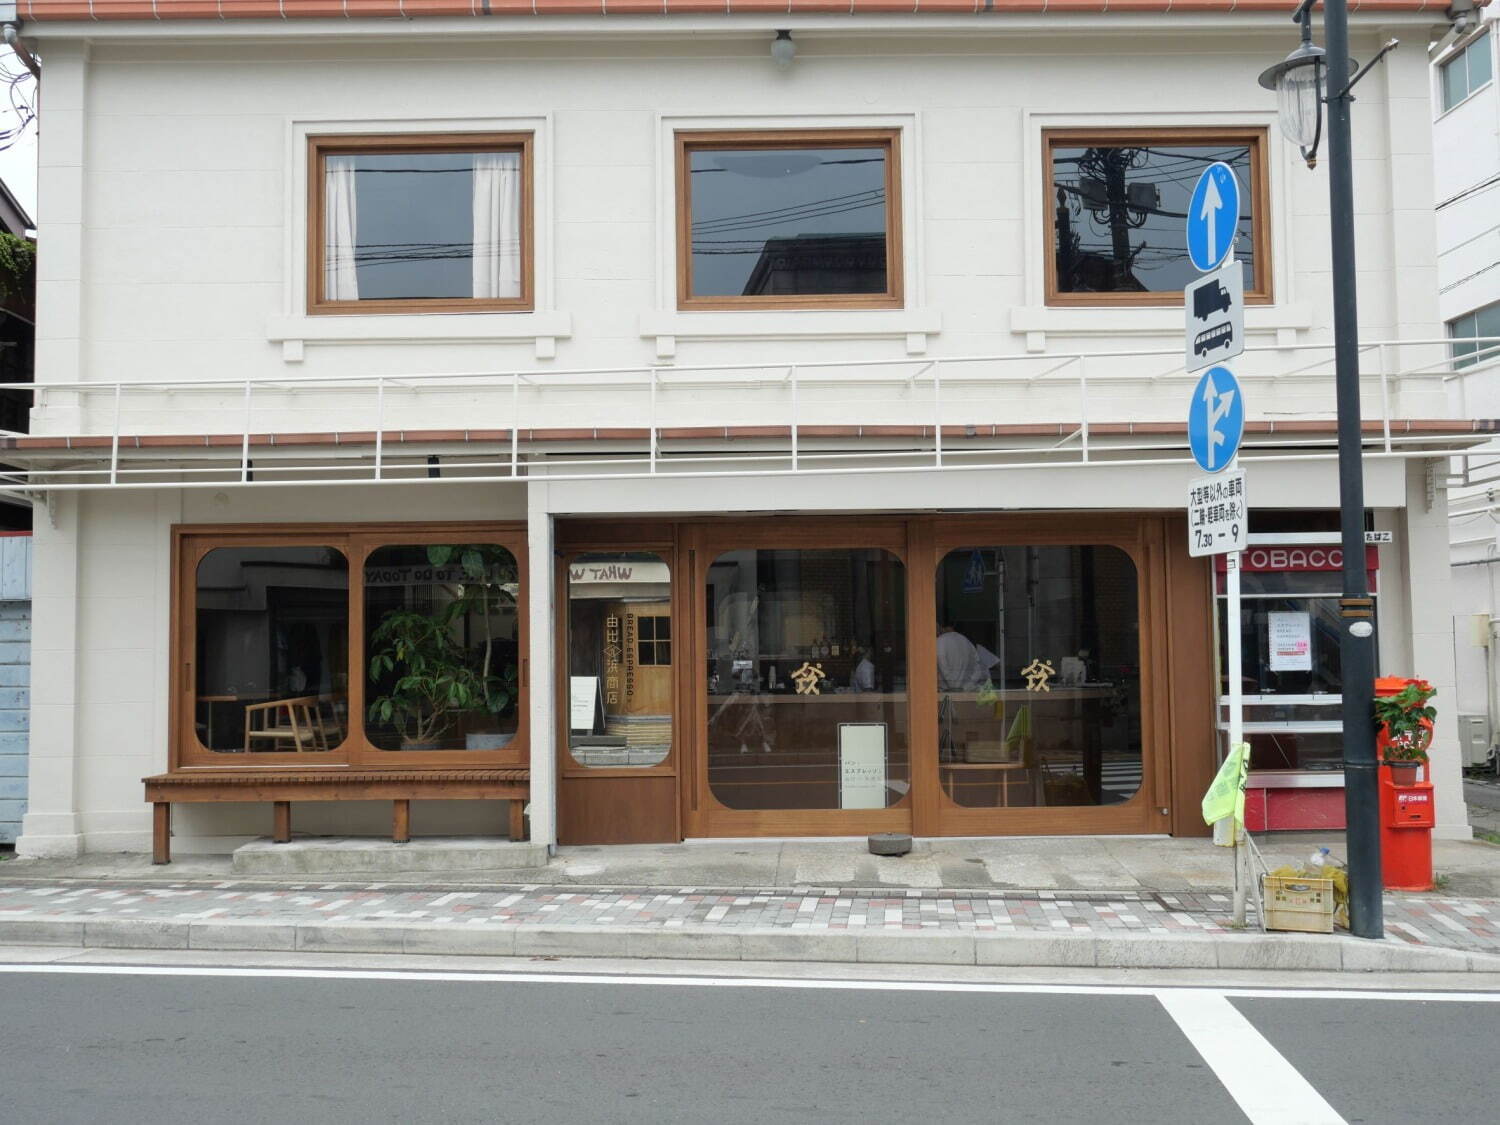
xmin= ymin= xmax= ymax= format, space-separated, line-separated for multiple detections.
xmin=1378 ymin=765 xmax=1434 ymax=891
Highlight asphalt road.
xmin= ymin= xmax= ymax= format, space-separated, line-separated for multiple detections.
xmin=1 ymin=964 xmax=1496 ymax=1125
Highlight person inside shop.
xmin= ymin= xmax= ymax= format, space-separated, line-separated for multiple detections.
xmin=937 ymin=620 xmax=986 ymax=692
xmin=849 ymin=642 xmax=876 ymax=693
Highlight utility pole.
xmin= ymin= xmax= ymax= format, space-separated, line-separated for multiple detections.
xmin=1324 ymin=0 xmax=1383 ymax=939
xmin=1103 ymin=149 xmax=1134 ymax=287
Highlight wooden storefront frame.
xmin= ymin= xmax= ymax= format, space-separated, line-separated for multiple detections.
xmin=921 ymin=514 xmax=1168 ymax=837
xmin=665 ymin=512 xmax=1213 ymax=840
xmin=170 ymin=521 xmax=530 ymax=774
xmin=681 ymin=517 xmax=916 ymax=839
xmin=553 ymin=521 xmax=684 ymax=844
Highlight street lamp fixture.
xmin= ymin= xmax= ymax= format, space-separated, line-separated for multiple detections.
xmin=771 ymin=30 xmax=797 ymax=69
xmin=1258 ymin=16 xmax=1328 ymax=165
xmin=1259 ymin=2 xmax=1395 ymax=169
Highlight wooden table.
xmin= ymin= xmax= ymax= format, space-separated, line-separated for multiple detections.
xmin=941 ymin=685 xmax=1119 ymax=806
xmin=938 ymin=761 xmax=1039 ymax=807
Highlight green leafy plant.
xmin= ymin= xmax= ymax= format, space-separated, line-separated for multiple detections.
xmin=426 ymin=544 xmax=519 ymax=724
xmin=0 ymin=233 xmax=35 ymax=302
xmin=367 ymin=610 xmax=487 ymax=746
xmin=1374 ymin=679 xmax=1437 ymax=762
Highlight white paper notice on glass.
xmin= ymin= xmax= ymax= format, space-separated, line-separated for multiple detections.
xmin=838 ymin=723 xmax=888 ymax=810
xmin=569 ymin=676 xmax=600 ymax=731
xmin=1267 ymin=611 xmax=1313 ymax=672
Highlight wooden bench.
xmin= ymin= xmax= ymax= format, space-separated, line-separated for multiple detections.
xmin=143 ymin=769 xmax=530 ymax=865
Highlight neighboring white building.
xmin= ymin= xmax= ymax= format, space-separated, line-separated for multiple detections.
xmin=1437 ymin=6 xmax=1500 ymax=773
xmin=2 ymin=2 xmax=1483 ymax=860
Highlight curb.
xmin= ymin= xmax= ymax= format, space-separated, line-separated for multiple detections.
xmin=4 ymin=917 xmax=1499 ymax=973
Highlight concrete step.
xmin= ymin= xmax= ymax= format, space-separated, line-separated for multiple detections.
xmin=231 ymin=836 xmax=548 ymax=875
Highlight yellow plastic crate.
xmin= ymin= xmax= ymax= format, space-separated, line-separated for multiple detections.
xmin=1262 ymin=873 xmax=1336 ymax=934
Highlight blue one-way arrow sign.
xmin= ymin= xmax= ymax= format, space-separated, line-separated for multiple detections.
xmin=1188 ymin=365 xmax=1245 ymax=473
xmin=1187 ymin=162 xmax=1241 ymax=273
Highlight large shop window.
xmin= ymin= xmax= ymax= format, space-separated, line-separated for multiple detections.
xmin=1215 ymin=547 xmax=1377 ymax=773
xmin=676 ymin=130 xmax=902 ymax=310
xmin=364 ymin=544 xmax=521 ymax=752
xmin=195 ymin=546 xmax=350 ymax=754
xmin=567 ymin=552 xmax=673 ymax=769
xmin=308 ymin=133 xmax=532 ymax=314
xmin=935 ymin=547 xmax=1143 ymax=808
xmin=1046 ymin=128 xmax=1270 ymax=304
xmin=182 ymin=530 xmax=527 ymax=765
xmin=705 ymin=548 xmax=908 ymax=810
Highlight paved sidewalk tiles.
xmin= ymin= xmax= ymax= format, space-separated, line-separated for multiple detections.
xmin=0 ymin=880 xmax=1496 ymax=962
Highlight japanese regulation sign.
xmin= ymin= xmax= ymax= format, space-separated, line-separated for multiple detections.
xmin=1188 ymin=468 xmax=1247 ymax=557
xmin=1185 ymin=260 xmax=1245 ymax=373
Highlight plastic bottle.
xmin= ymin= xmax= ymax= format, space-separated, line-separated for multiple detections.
xmin=1308 ymin=847 xmax=1344 ymax=871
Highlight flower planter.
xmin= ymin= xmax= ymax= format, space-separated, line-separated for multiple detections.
xmin=1382 ymin=760 xmax=1422 ymax=785
xmin=1374 ymin=676 xmax=1436 ymax=773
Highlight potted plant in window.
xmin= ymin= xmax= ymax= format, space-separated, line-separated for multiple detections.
xmin=367 ymin=610 xmax=486 ymax=750
xmin=425 ymin=545 xmax=520 ymax=750
xmin=1373 ymin=677 xmax=1436 ymax=783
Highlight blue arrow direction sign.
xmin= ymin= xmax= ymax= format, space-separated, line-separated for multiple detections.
xmin=1188 ymin=365 xmax=1245 ymax=473
xmin=1187 ymin=162 xmax=1241 ymax=273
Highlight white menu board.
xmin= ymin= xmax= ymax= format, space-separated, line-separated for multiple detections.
xmin=569 ymin=676 xmax=600 ymax=731
xmin=838 ymin=723 xmax=888 ymax=810
xmin=1267 ymin=611 xmax=1312 ymax=672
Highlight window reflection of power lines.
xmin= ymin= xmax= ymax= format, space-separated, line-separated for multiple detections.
xmin=690 ymin=156 xmax=884 ymax=173
xmin=692 ymin=189 xmax=885 ymax=235
xmin=692 ymin=240 xmax=884 ymax=258
xmin=334 ymin=241 xmax=521 ymax=267
xmin=1053 ymin=145 xmax=1253 ymax=292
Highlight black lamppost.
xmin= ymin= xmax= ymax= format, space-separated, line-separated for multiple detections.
xmin=1258 ymin=0 xmax=1397 ymax=941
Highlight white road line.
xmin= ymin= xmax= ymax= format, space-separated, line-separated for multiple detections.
xmin=1158 ymin=989 xmax=1345 ymax=1125
xmin=2 ymin=961 xmax=1500 ymax=1003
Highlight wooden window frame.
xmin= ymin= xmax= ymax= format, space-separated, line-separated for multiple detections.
xmin=171 ymin=522 xmax=529 ymax=772
xmin=1043 ymin=126 xmax=1274 ymax=307
xmin=674 ymin=128 xmax=904 ymax=312
xmin=306 ymin=132 xmax=535 ymax=316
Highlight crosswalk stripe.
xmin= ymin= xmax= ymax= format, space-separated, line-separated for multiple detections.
xmin=1158 ymin=989 xmax=1346 ymax=1124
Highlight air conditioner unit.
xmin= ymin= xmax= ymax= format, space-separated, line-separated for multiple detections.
xmin=1458 ymin=712 xmax=1492 ymax=768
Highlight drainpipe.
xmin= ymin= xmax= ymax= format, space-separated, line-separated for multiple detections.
xmin=2 ymin=13 xmax=42 ymax=79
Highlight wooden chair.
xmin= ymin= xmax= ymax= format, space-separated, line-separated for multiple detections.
xmin=244 ymin=696 xmax=335 ymax=753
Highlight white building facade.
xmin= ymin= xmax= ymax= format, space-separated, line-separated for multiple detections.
xmin=1436 ymin=7 xmax=1500 ymax=767
xmin=4 ymin=2 xmax=1481 ymax=859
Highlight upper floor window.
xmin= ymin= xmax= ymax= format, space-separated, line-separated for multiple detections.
xmin=308 ymin=133 xmax=533 ymax=314
xmin=1450 ymin=300 xmax=1500 ymax=369
xmin=1440 ymin=31 xmax=1493 ymax=112
xmin=676 ymin=129 xmax=902 ymax=310
xmin=1046 ymin=128 xmax=1270 ymax=305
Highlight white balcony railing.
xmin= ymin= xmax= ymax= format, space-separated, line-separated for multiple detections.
xmin=0 ymin=335 xmax=1495 ymax=495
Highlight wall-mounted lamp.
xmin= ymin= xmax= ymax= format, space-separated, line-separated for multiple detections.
xmin=771 ymin=30 xmax=796 ymax=70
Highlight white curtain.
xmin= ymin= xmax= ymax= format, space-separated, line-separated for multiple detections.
xmin=472 ymin=151 xmax=522 ymax=299
xmin=323 ymin=155 xmax=360 ymax=301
